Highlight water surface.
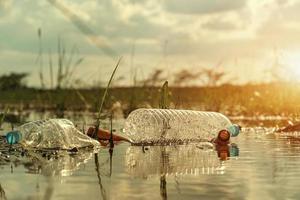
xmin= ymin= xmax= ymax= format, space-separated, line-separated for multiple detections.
xmin=1 ymin=113 xmax=300 ymax=200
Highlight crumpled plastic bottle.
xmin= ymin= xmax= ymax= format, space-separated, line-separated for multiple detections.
xmin=6 ymin=119 xmax=100 ymax=150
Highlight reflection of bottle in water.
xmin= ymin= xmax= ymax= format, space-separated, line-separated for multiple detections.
xmin=6 ymin=119 xmax=100 ymax=150
xmin=215 ymin=142 xmax=239 ymax=160
xmin=124 ymin=108 xmax=240 ymax=143
xmin=23 ymin=150 xmax=94 ymax=176
xmin=126 ymin=144 xmax=231 ymax=177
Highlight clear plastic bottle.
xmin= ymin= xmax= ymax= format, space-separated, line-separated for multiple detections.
xmin=6 ymin=119 xmax=100 ymax=150
xmin=124 ymin=108 xmax=240 ymax=143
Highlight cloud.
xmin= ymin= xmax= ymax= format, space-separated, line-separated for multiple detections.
xmin=2 ymin=0 xmax=300 ymax=86
xmin=202 ymin=18 xmax=239 ymax=31
xmin=48 ymin=0 xmax=118 ymax=59
xmin=163 ymin=0 xmax=247 ymax=15
xmin=0 ymin=0 xmax=13 ymax=19
xmin=0 ymin=0 xmax=11 ymax=11
xmin=255 ymin=0 xmax=300 ymax=48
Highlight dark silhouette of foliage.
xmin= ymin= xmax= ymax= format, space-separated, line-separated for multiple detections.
xmin=141 ymin=69 xmax=166 ymax=86
xmin=0 ymin=73 xmax=28 ymax=90
xmin=202 ymin=68 xmax=226 ymax=87
xmin=173 ymin=69 xmax=202 ymax=86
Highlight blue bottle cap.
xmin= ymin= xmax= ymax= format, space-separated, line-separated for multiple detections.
xmin=227 ymin=124 xmax=241 ymax=137
xmin=6 ymin=131 xmax=21 ymax=144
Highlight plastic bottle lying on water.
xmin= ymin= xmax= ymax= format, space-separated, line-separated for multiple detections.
xmin=6 ymin=119 xmax=100 ymax=150
xmin=124 ymin=108 xmax=240 ymax=144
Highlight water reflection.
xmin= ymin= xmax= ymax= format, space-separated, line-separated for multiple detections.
xmin=93 ymin=148 xmax=114 ymax=200
xmin=126 ymin=143 xmax=238 ymax=199
xmin=0 ymin=184 xmax=7 ymax=200
xmin=94 ymin=153 xmax=108 ymax=200
xmin=22 ymin=150 xmax=93 ymax=176
xmin=1 ymin=144 xmax=97 ymax=199
xmin=126 ymin=143 xmax=239 ymax=178
xmin=0 ymin=135 xmax=95 ymax=177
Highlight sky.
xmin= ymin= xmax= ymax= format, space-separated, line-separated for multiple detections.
xmin=1 ymin=0 xmax=300 ymax=87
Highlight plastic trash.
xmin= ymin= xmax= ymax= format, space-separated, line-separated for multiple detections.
xmin=5 ymin=119 xmax=100 ymax=150
xmin=124 ymin=108 xmax=240 ymax=143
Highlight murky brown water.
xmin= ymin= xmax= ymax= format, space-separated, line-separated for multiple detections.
xmin=1 ymin=112 xmax=300 ymax=200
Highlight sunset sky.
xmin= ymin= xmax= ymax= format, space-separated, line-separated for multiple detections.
xmin=1 ymin=0 xmax=300 ymax=87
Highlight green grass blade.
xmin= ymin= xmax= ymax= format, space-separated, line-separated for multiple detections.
xmin=159 ymin=81 xmax=170 ymax=109
xmin=48 ymin=50 xmax=54 ymax=89
xmin=75 ymin=90 xmax=89 ymax=109
xmin=95 ymin=57 xmax=122 ymax=127
xmin=0 ymin=106 xmax=9 ymax=128
xmin=57 ymin=37 xmax=63 ymax=89
xmin=63 ymin=57 xmax=84 ymax=87
xmin=65 ymin=45 xmax=77 ymax=76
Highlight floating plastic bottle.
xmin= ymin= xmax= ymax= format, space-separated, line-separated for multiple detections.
xmin=6 ymin=119 xmax=100 ymax=150
xmin=124 ymin=108 xmax=240 ymax=143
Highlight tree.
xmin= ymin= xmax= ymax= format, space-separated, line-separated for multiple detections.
xmin=0 ymin=73 xmax=28 ymax=90
xmin=173 ymin=69 xmax=202 ymax=86
xmin=201 ymin=68 xmax=226 ymax=87
xmin=141 ymin=69 xmax=166 ymax=87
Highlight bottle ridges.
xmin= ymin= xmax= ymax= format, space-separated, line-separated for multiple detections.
xmin=124 ymin=109 xmax=232 ymax=143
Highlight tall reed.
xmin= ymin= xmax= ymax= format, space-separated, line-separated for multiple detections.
xmin=0 ymin=106 xmax=9 ymax=129
xmin=159 ymin=81 xmax=170 ymax=109
xmin=93 ymin=57 xmax=122 ymax=138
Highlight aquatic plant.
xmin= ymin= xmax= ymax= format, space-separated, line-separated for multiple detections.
xmin=36 ymin=28 xmax=45 ymax=89
xmin=0 ymin=106 xmax=9 ymax=129
xmin=36 ymin=28 xmax=83 ymax=90
xmin=93 ymin=57 xmax=122 ymax=138
xmin=159 ymin=81 xmax=170 ymax=109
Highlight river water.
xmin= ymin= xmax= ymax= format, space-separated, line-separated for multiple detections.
xmin=1 ymin=112 xmax=300 ymax=200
